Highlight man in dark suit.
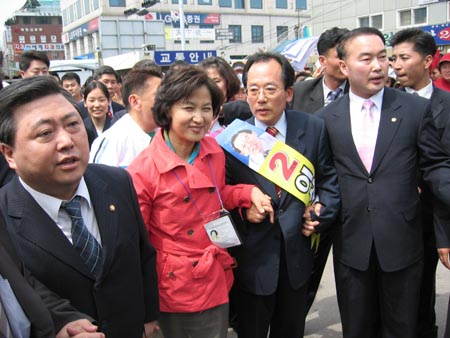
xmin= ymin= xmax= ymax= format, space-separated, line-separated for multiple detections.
xmin=291 ymin=27 xmax=349 ymax=113
xmin=390 ymin=28 xmax=450 ymax=338
xmin=226 ymin=52 xmax=340 ymax=338
xmin=0 ymin=76 xmax=159 ymax=338
xmin=290 ymin=27 xmax=350 ymax=314
xmin=317 ymin=27 xmax=450 ymax=338
xmin=0 ymin=211 xmax=105 ymax=338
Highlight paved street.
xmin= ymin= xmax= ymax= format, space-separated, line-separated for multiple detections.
xmin=227 ymin=253 xmax=450 ymax=338
xmin=304 ymin=254 xmax=450 ymax=338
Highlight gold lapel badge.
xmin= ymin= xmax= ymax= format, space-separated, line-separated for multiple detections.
xmin=391 ymin=117 xmax=397 ymax=123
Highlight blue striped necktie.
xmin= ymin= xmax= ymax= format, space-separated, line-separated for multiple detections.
xmin=61 ymin=196 xmax=103 ymax=276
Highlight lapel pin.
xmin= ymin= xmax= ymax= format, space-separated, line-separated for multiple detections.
xmin=109 ymin=204 xmax=116 ymax=212
xmin=391 ymin=117 xmax=397 ymax=123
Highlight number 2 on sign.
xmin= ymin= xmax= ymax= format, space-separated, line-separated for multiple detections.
xmin=269 ymin=152 xmax=298 ymax=181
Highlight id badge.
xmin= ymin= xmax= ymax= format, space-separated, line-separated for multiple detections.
xmin=204 ymin=209 xmax=242 ymax=248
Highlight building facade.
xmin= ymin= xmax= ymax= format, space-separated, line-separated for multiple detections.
xmin=309 ymin=0 xmax=450 ymax=50
xmin=61 ymin=0 xmax=309 ymax=64
xmin=3 ymin=0 xmax=64 ymax=77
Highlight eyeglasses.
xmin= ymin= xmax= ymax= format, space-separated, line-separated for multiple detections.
xmin=245 ymin=86 xmax=283 ymax=98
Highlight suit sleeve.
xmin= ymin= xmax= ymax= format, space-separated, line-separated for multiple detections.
xmin=24 ymin=267 xmax=93 ymax=333
xmin=126 ymin=172 xmax=159 ymax=322
xmin=313 ymin=119 xmax=341 ymax=232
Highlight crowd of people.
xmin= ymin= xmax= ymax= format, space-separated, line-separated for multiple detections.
xmin=1 ymin=25 xmax=450 ymax=338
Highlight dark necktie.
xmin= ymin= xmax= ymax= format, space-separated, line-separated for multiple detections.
xmin=61 ymin=196 xmax=103 ymax=276
xmin=265 ymin=126 xmax=281 ymax=198
xmin=0 ymin=299 xmax=12 ymax=338
xmin=325 ymin=87 xmax=342 ymax=106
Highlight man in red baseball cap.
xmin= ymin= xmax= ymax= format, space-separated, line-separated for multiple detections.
xmin=434 ymin=53 xmax=450 ymax=91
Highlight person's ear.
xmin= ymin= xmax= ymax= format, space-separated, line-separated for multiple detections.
xmin=0 ymin=143 xmax=17 ymax=170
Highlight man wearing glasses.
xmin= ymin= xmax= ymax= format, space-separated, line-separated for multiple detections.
xmin=225 ymin=52 xmax=340 ymax=338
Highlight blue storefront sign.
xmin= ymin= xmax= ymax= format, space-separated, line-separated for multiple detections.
xmin=154 ymin=50 xmax=217 ymax=65
xmin=421 ymin=23 xmax=450 ymax=45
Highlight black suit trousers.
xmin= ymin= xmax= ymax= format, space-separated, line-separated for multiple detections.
xmin=236 ymin=236 xmax=308 ymax=338
xmin=334 ymin=246 xmax=423 ymax=338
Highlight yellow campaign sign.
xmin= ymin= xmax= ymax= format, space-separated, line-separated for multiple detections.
xmin=259 ymin=141 xmax=315 ymax=206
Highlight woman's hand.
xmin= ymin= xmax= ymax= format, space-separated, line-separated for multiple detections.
xmin=248 ymin=187 xmax=274 ymax=223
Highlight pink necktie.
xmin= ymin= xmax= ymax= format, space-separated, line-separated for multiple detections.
xmin=357 ymin=99 xmax=376 ymax=172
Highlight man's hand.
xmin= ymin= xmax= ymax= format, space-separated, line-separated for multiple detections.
xmin=56 ymin=319 xmax=104 ymax=338
xmin=143 ymin=321 xmax=160 ymax=338
xmin=247 ymin=187 xmax=274 ymax=223
xmin=438 ymin=248 xmax=450 ymax=270
xmin=302 ymin=203 xmax=322 ymax=237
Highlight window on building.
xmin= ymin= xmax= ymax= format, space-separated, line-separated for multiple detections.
xmin=22 ymin=17 xmax=31 ymax=24
xmin=295 ymin=0 xmax=306 ymax=10
xmin=84 ymin=0 xmax=91 ymax=14
xmin=235 ymin=0 xmax=245 ymax=9
xmin=40 ymin=35 xmax=47 ymax=43
xmin=219 ymin=0 xmax=232 ymax=7
xmin=76 ymin=0 xmax=82 ymax=18
xmin=62 ymin=9 xmax=67 ymax=25
xmin=93 ymin=0 xmax=99 ymax=10
xmin=358 ymin=14 xmax=383 ymax=29
xmin=69 ymin=5 xmax=74 ymax=23
xmin=30 ymin=36 xmax=36 ymax=43
xmin=109 ymin=0 xmax=126 ymax=6
xmin=277 ymin=26 xmax=288 ymax=43
xmin=51 ymin=35 xmax=57 ymax=43
xmin=251 ymin=25 xmax=264 ymax=43
xmin=171 ymin=0 xmax=187 ymax=4
xmin=276 ymin=0 xmax=287 ymax=9
xmin=36 ymin=17 xmax=51 ymax=24
xmin=250 ymin=0 xmax=262 ymax=9
xmin=19 ymin=36 xmax=25 ymax=43
xmin=399 ymin=7 xmax=427 ymax=26
xmin=198 ymin=0 xmax=212 ymax=5
xmin=229 ymin=25 xmax=242 ymax=43
xmin=358 ymin=16 xmax=369 ymax=27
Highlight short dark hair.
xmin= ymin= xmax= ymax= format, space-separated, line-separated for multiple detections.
xmin=231 ymin=129 xmax=252 ymax=153
xmin=93 ymin=65 xmax=118 ymax=82
xmin=317 ymin=27 xmax=350 ymax=56
xmin=390 ymin=28 xmax=437 ymax=58
xmin=153 ymin=65 xmax=224 ymax=130
xmin=61 ymin=72 xmax=81 ymax=85
xmin=19 ymin=51 xmax=50 ymax=71
xmin=83 ymin=81 xmax=110 ymax=102
xmin=122 ymin=68 xmax=163 ymax=110
xmin=242 ymin=52 xmax=295 ymax=90
xmin=0 ymin=76 xmax=78 ymax=146
xmin=337 ymin=27 xmax=386 ymax=60
xmin=132 ymin=59 xmax=159 ymax=71
xmin=198 ymin=57 xmax=241 ymax=101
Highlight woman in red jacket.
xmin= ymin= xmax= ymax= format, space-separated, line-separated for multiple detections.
xmin=127 ymin=66 xmax=273 ymax=338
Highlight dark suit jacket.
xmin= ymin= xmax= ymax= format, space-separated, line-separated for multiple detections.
xmin=291 ymin=76 xmax=349 ymax=113
xmin=0 ymin=165 xmax=159 ymax=338
xmin=317 ymin=87 xmax=450 ymax=272
xmin=0 ymin=214 xmax=89 ymax=337
xmin=83 ymin=116 xmax=112 ymax=147
xmin=226 ymin=110 xmax=340 ymax=295
xmin=77 ymin=101 xmax=125 ymax=120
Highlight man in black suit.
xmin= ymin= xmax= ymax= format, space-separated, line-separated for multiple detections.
xmin=0 ymin=212 xmax=104 ymax=338
xmin=0 ymin=76 xmax=159 ymax=338
xmin=317 ymin=27 xmax=450 ymax=338
xmin=291 ymin=27 xmax=349 ymax=113
xmin=290 ymin=26 xmax=350 ymax=314
xmin=390 ymin=28 xmax=450 ymax=338
xmin=226 ymin=52 xmax=340 ymax=338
